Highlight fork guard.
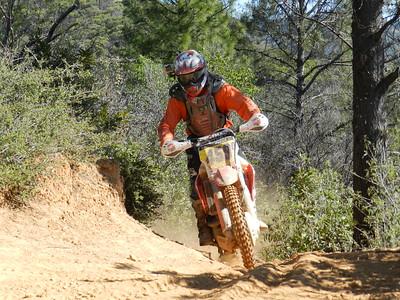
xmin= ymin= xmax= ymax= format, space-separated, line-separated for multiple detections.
xmin=213 ymin=166 xmax=239 ymax=187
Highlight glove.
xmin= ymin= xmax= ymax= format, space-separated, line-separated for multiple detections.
xmin=161 ymin=140 xmax=191 ymax=157
xmin=161 ymin=140 xmax=177 ymax=157
xmin=239 ymin=113 xmax=269 ymax=133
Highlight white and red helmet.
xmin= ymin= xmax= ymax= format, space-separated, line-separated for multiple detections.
xmin=174 ymin=50 xmax=208 ymax=97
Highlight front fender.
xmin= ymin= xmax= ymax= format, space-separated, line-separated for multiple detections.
xmin=213 ymin=166 xmax=238 ymax=186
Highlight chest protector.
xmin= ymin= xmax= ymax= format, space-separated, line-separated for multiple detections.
xmin=169 ymin=73 xmax=227 ymax=137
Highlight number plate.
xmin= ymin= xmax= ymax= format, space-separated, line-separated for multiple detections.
xmin=199 ymin=139 xmax=235 ymax=170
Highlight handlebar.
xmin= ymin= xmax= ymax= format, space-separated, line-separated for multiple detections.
xmin=162 ymin=128 xmax=235 ymax=158
xmin=186 ymin=128 xmax=236 ymax=148
xmin=162 ymin=113 xmax=269 ymax=158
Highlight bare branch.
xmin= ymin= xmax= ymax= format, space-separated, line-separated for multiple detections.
xmin=16 ymin=1 xmax=80 ymax=61
xmin=236 ymin=47 xmax=296 ymax=71
xmin=322 ymin=120 xmax=351 ymax=139
xmin=282 ymin=1 xmax=353 ymax=49
xmin=304 ymin=49 xmax=349 ymax=79
xmin=265 ymin=29 xmax=294 ymax=60
xmin=45 ymin=0 xmax=80 ymax=44
xmin=266 ymin=78 xmax=297 ymax=90
xmin=258 ymin=98 xmax=295 ymax=120
xmin=264 ymin=108 xmax=294 ymax=120
xmin=49 ymin=23 xmax=79 ymax=43
xmin=332 ymin=61 xmax=352 ymax=67
xmin=303 ymin=49 xmax=315 ymax=63
xmin=385 ymin=53 xmax=400 ymax=64
xmin=206 ymin=4 xmax=231 ymax=23
xmin=304 ymin=0 xmax=341 ymax=34
xmin=302 ymin=49 xmax=349 ymax=94
xmin=375 ymin=5 xmax=400 ymax=39
xmin=275 ymin=0 xmax=297 ymax=28
xmin=376 ymin=67 xmax=400 ymax=98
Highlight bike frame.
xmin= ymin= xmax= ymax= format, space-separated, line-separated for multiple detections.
xmin=194 ymin=129 xmax=261 ymax=246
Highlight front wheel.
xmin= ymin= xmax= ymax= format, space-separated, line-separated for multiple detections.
xmin=222 ymin=185 xmax=255 ymax=269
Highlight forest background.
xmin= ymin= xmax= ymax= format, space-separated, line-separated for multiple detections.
xmin=0 ymin=0 xmax=399 ymax=260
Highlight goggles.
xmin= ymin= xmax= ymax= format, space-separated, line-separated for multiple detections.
xmin=177 ymin=69 xmax=206 ymax=86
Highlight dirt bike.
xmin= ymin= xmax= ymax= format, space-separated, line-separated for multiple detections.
xmin=162 ymin=113 xmax=268 ymax=269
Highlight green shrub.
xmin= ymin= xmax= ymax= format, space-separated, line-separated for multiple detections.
xmin=263 ymin=162 xmax=353 ymax=260
xmin=368 ymin=124 xmax=400 ymax=248
xmin=107 ymin=142 xmax=165 ymax=223
xmin=0 ymin=59 xmax=108 ymax=204
xmin=206 ymin=51 xmax=260 ymax=97
xmin=92 ymin=56 xmax=190 ymax=223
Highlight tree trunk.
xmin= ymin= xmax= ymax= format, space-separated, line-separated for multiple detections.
xmin=351 ymin=0 xmax=391 ymax=248
xmin=294 ymin=0 xmax=305 ymax=138
xmin=1 ymin=0 xmax=15 ymax=48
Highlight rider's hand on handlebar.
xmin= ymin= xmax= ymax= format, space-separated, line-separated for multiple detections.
xmin=239 ymin=113 xmax=269 ymax=133
xmin=161 ymin=140 xmax=178 ymax=157
xmin=161 ymin=139 xmax=192 ymax=158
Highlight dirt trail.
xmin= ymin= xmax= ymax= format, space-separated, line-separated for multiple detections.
xmin=0 ymin=157 xmax=399 ymax=299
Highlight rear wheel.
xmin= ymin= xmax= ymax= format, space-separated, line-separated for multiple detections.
xmin=222 ymin=185 xmax=255 ymax=269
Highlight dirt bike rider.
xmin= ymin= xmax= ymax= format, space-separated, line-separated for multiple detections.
xmin=158 ymin=49 xmax=268 ymax=246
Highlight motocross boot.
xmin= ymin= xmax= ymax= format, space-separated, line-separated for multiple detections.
xmin=192 ymin=199 xmax=214 ymax=246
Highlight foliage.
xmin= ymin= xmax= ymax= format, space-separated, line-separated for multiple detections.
xmin=124 ymin=56 xmax=194 ymax=220
xmin=0 ymin=59 xmax=109 ymax=203
xmin=206 ymin=51 xmax=260 ymax=97
xmin=122 ymin=56 xmax=172 ymax=140
xmin=263 ymin=161 xmax=353 ymax=260
xmin=0 ymin=0 xmax=397 ymax=255
xmin=106 ymin=142 xmax=165 ymax=223
xmin=122 ymin=0 xmax=240 ymax=61
xmin=55 ymin=0 xmax=124 ymax=61
xmin=368 ymin=156 xmax=400 ymax=248
xmin=155 ymin=155 xmax=193 ymax=224
xmin=1 ymin=0 xmax=124 ymax=67
xmin=243 ymin=67 xmax=353 ymax=184
xmin=367 ymin=123 xmax=400 ymax=248
xmin=77 ymin=55 xmax=130 ymax=132
xmin=242 ymin=0 xmax=351 ymax=87
xmin=238 ymin=0 xmax=353 ymax=182
xmin=95 ymin=55 xmax=190 ymax=223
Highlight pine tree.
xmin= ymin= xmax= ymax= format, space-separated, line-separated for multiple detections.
xmin=122 ymin=0 xmax=239 ymax=61
xmin=351 ymin=0 xmax=400 ymax=248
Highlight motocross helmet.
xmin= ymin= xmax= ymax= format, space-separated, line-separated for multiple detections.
xmin=174 ymin=50 xmax=208 ymax=97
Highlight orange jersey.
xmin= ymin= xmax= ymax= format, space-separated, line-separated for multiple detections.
xmin=157 ymin=83 xmax=260 ymax=146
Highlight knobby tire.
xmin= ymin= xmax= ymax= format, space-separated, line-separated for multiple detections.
xmin=223 ymin=185 xmax=255 ymax=270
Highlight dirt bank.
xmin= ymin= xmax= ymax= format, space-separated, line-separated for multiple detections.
xmin=0 ymin=157 xmax=399 ymax=299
